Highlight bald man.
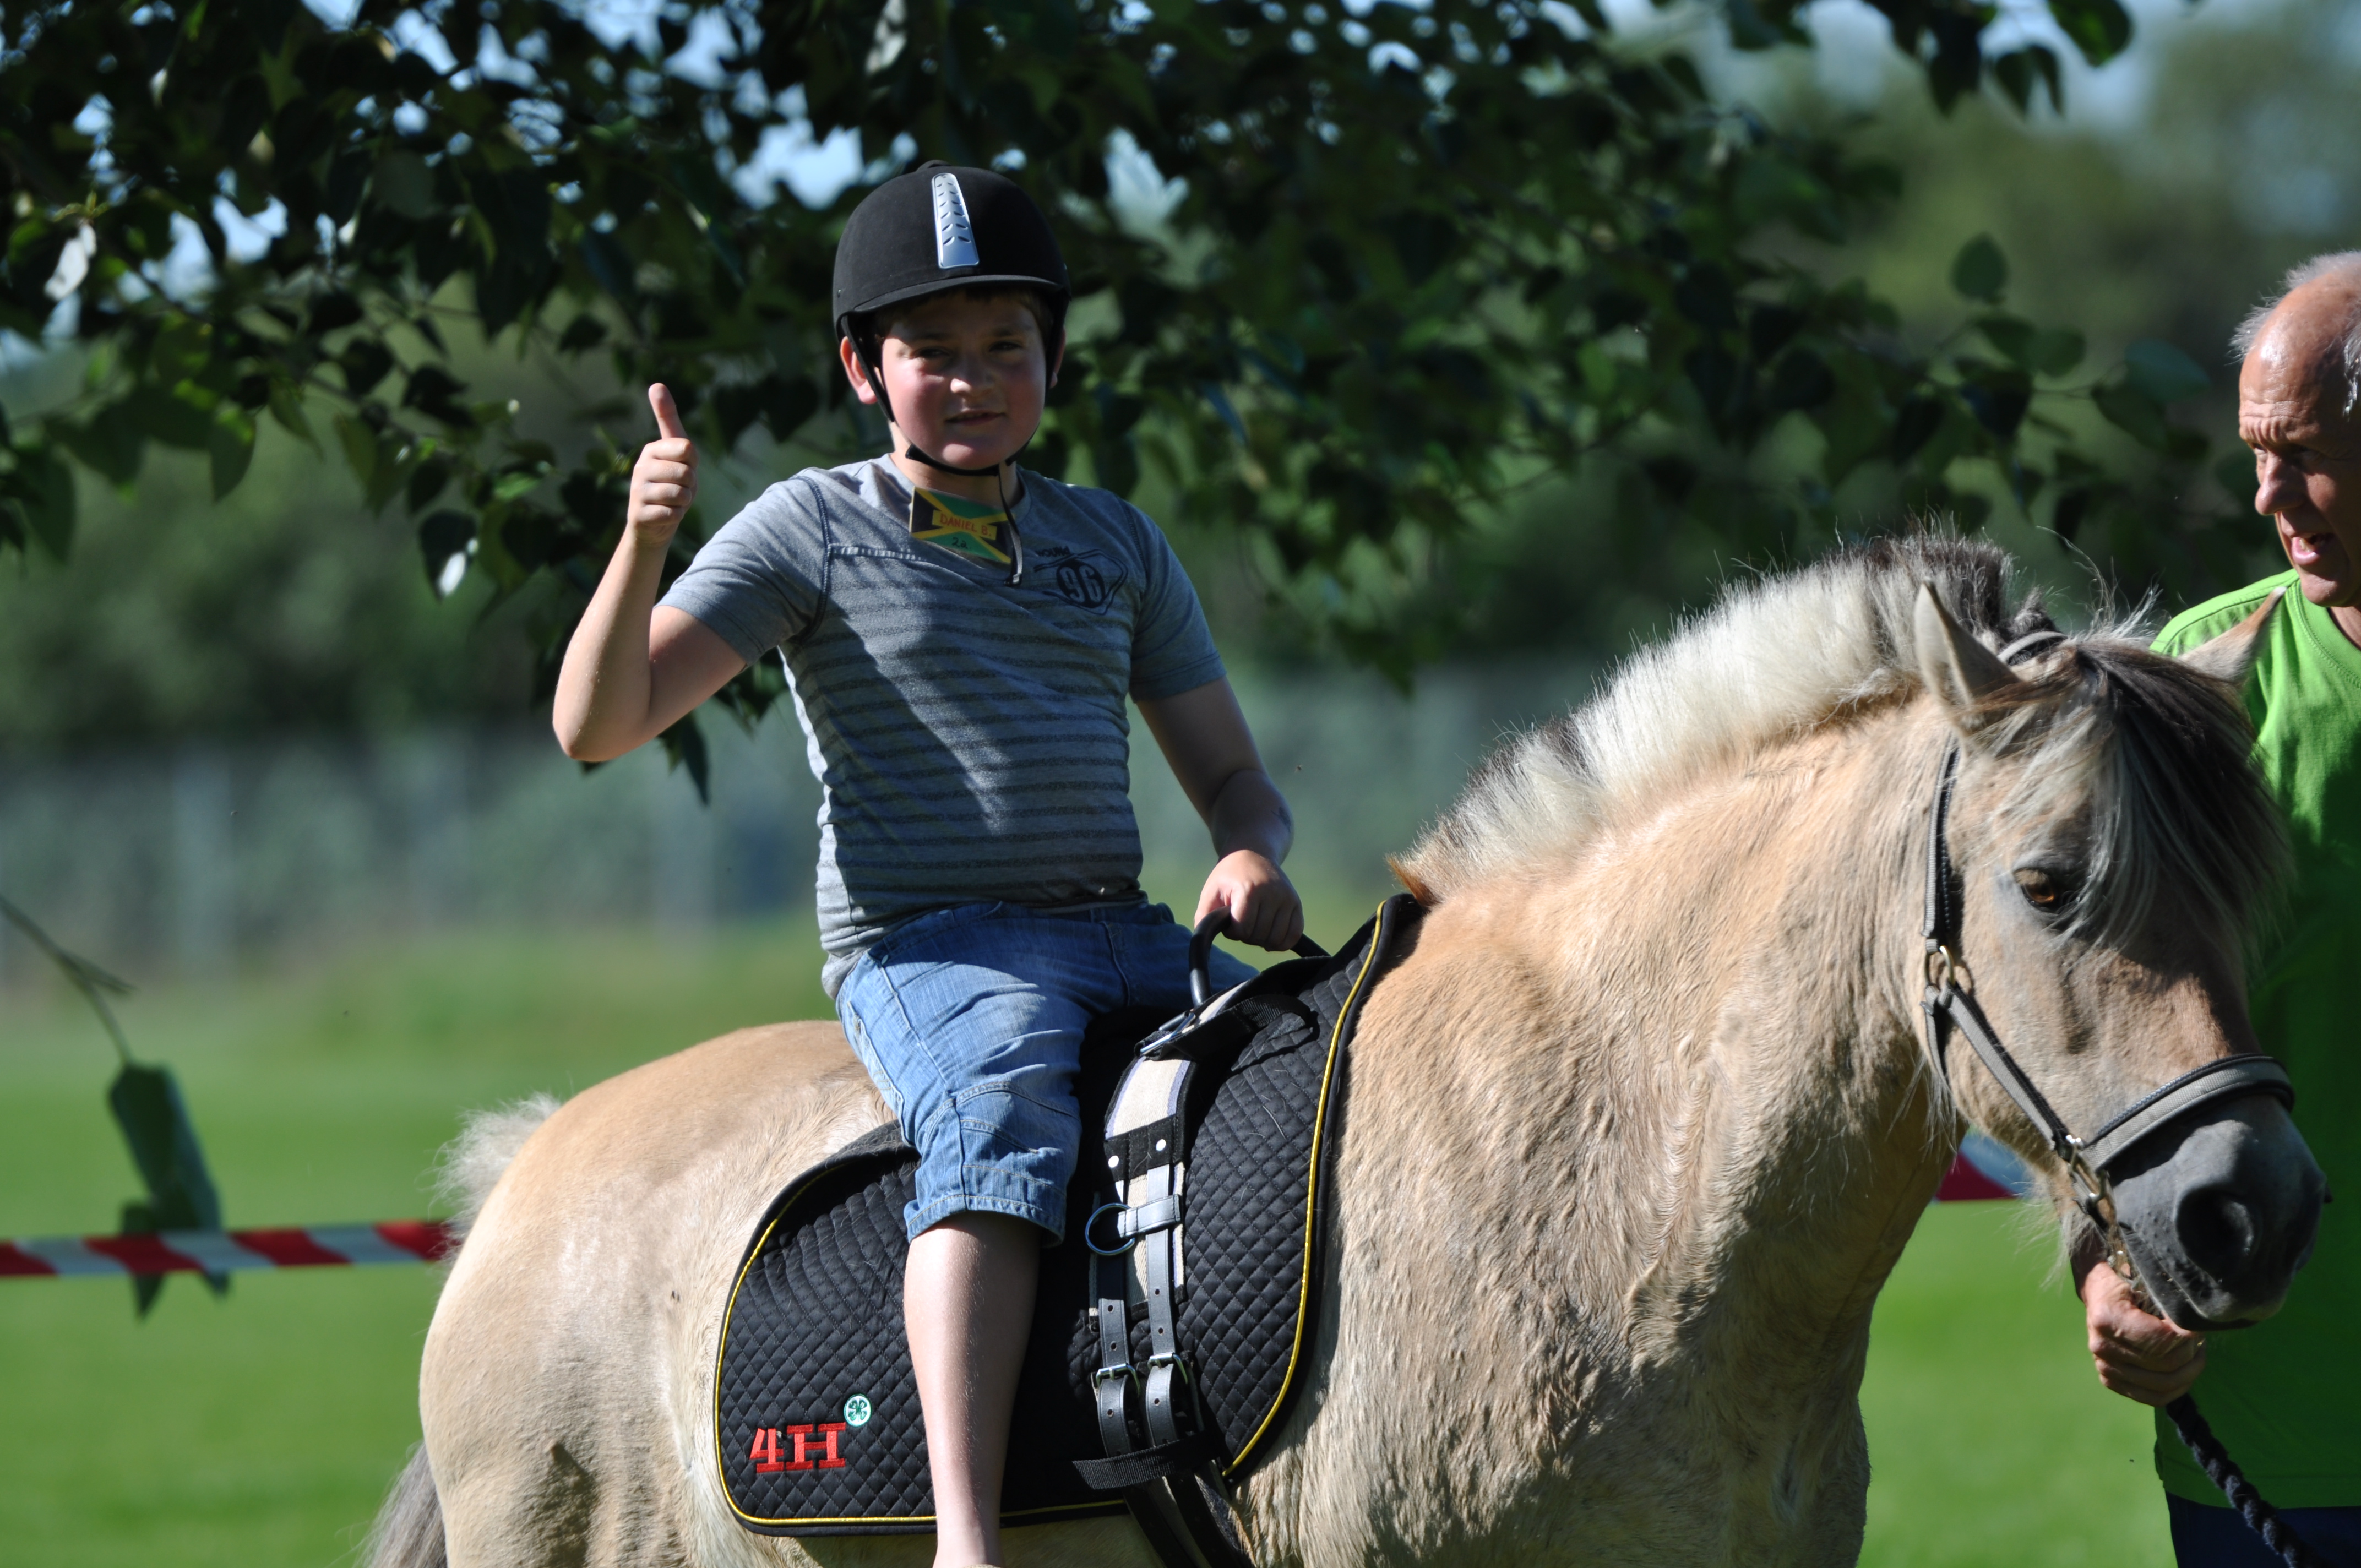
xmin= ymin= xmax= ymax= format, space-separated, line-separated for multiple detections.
xmin=2082 ymin=253 xmax=2361 ymax=1566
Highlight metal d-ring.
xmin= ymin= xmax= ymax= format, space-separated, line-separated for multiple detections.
xmin=1085 ymin=1201 xmax=1137 ymax=1256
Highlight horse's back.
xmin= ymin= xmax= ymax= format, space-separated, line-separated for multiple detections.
xmin=421 ymin=1021 xmax=887 ymax=1567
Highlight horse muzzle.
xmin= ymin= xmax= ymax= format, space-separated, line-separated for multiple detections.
xmin=2111 ymin=1094 xmax=2326 ymax=1331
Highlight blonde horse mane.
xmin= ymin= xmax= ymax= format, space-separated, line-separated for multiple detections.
xmin=1396 ymin=536 xmax=2026 ymax=903
xmin=1398 ymin=535 xmax=2282 ymax=955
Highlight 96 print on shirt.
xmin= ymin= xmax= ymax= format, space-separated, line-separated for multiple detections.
xmin=1033 ymin=545 xmax=1123 ymax=613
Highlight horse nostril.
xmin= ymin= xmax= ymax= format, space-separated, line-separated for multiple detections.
xmin=2177 ymin=1187 xmax=2260 ymax=1283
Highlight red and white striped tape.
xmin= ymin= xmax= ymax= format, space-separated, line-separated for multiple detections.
xmin=0 ymin=1144 xmax=2020 ymax=1282
xmin=1934 ymin=1135 xmax=2032 ymax=1202
xmin=0 ymin=1221 xmax=455 ymax=1278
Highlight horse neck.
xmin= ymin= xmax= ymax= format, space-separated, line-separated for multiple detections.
xmin=1342 ymin=707 xmax=1955 ymax=1431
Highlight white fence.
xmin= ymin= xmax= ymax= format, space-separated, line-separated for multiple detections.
xmin=0 ymin=661 xmax=1597 ymax=983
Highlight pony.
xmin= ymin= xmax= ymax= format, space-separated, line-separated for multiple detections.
xmin=373 ymin=538 xmax=2322 ymax=1567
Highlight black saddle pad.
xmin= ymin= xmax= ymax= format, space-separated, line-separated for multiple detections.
xmin=712 ymin=895 xmax=1423 ymax=1536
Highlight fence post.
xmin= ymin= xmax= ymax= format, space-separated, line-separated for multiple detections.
xmin=650 ymin=758 xmax=716 ymax=935
xmin=171 ymin=750 xmax=235 ymax=977
xmin=401 ymin=733 xmax=470 ymax=930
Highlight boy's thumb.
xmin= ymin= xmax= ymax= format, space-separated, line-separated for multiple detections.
xmin=649 ymin=383 xmax=689 ymax=442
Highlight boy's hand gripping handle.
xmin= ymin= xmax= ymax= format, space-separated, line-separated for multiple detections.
xmin=1190 ymin=913 xmax=1328 ymax=1008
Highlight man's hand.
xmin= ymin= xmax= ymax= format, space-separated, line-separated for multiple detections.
xmin=630 ymin=384 xmax=699 ymax=544
xmin=2081 ymin=1255 xmax=2206 ymax=1407
xmin=1195 ymin=849 xmax=1304 ymax=953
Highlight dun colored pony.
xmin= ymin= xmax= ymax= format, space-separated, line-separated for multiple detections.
xmin=376 ymin=539 xmax=2322 ymax=1567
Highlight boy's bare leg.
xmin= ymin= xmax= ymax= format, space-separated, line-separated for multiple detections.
xmin=907 ymin=1212 xmax=1040 ymax=1567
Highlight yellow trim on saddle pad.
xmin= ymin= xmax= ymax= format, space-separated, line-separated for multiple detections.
xmin=1222 ymin=895 xmax=1395 ymax=1476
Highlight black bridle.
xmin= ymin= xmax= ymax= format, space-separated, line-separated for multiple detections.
xmin=1922 ymin=737 xmax=2325 ymax=1567
xmin=1919 ymin=743 xmax=2294 ymax=1243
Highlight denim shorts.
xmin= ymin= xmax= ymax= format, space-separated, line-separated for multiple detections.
xmin=834 ymin=901 xmax=1256 ymax=1243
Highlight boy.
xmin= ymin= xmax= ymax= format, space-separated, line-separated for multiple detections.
xmin=551 ymin=162 xmax=1302 ymax=1568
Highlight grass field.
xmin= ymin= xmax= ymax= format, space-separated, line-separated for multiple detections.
xmin=0 ymin=907 xmax=2174 ymax=1566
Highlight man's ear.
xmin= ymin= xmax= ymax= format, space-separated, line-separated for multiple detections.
xmin=1048 ymin=330 xmax=1066 ymax=389
xmin=2178 ymin=588 xmax=2282 ymax=687
xmin=1915 ymin=583 xmax=2016 ymax=731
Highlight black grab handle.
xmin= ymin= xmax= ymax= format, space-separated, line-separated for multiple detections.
xmin=1189 ymin=911 xmax=1328 ymax=1008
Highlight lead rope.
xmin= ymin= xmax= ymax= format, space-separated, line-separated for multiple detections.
xmin=2164 ymin=1397 xmax=2324 ymax=1568
xmin=1921 ymin=742 xmax=2320 ymax=1568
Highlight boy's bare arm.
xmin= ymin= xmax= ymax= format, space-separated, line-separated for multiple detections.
xmin=1138 ymin=678 xmax=1303 ymax=950
xmin=553 ymin=385 xmax=746 ymax=761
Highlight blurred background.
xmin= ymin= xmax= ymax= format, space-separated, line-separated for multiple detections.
xmin=4 ymin=0 xmax=2355 ymax=1559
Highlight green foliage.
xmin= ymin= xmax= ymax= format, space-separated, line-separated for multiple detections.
xmin=0 ymin=0 xmax=2249 ymax=736
xmin=0 ymin=437 xmax=529 ymax=748
xmin=108 ymin=1061 xmax=227 ymax=1315
xmin=1949 ymin=234 xmax=2008 ymax=303
xmin=0 ymin=895 xmax=224 ymax=1315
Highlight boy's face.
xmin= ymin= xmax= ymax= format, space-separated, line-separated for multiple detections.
xmin=840 ymin=290 xmax=1062 ymax=473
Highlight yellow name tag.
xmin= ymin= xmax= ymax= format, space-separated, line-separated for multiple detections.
xmin=909 ymin=487 xmax=1011 ymax=567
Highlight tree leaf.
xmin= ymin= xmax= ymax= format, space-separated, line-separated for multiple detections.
xmin=2094 ymin=381 xmax=2170 ymax=450
xmin=364 ymin=435 xmax=413 ymax=514
xmin=1960 ymin=364 xmax=2034 ymax=439
xmin=334 ymin=413 xmax=379 ymax=491
xmin=2029 ymin=328 xmax=2086 ymax=377
xmin=108 ymin=1060 xmax=228 ymax=1314
xmin=659 ymin=710 xmax=711 ymax=804
xmin=8 ymin=441 xmax=77 ymax=559
xmin=208 ymin=408 xmax=256 ymax=500
xmin=52 ymin=408 xmax=145 ymax=485
xmin=1977 ymin=314 xmax=2038 ymax=370
xmin=340 ymin=337 xmax=396 ymax=398
xmin=124 ymin=384 xmax=217 ymax=451
xmin=2123 ymin=338 xmax=2210 ymax=405
xmin=1950 ymin=235 xmax=2009 ymax=303
xmin=556 ymin=314 xmax=608 ymax=353
xmin=374 ymin=149 xmax=438 ymax=219
xmin=1891 ymin=395 xmax=1945 ymax=464
xmin=2048 ymin=0 xmax=2132 ymax=67
xmin=268 ymin=384 xmax=318 ymax=449
xmin=418 ymin=508 xmax=477 ymax=595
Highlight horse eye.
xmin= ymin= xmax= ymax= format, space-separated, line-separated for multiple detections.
xmin=2014 ymin=868 xmax=2076 ymax=912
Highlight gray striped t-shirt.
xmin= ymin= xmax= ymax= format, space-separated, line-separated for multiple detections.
xmin=660 ymin=458 xmax=1226 ymax=995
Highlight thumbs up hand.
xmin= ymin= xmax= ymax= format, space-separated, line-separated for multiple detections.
xmin=628 ymin=383 xmax=699 ymax=544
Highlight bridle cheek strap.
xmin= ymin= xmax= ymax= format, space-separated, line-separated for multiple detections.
xmin=1919 ymin=744 xmax=2295 ymax=1212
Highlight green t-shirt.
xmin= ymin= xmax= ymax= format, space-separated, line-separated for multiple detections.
xmin=2152 ymin=569 xmax=2361 ymax=1508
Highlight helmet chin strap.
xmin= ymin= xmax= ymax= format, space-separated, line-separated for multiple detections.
xmin=862 ymin=348 xmax=1025 ymax=478
xmin=863 ymin=346 xmax=1027 ymax=586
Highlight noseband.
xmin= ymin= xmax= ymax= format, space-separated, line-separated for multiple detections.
xmin=1919 ymin=744 xmax=2295 ymax=1245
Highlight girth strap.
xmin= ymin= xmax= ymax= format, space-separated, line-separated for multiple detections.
xmin=1084 ymin=1049 xmax=1230 ymax=1566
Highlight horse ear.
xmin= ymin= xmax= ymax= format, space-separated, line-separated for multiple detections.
xmin=1914 ymin=583 xmax=2015 ymax=730
xmin=2178 ymin=588 xmax=2282 ymax=687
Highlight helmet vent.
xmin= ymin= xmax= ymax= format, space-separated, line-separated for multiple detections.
xmin=931 ymin=172 xmax=980 ymax=270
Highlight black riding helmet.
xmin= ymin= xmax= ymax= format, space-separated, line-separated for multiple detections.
xmin=833 ymin=161 xmax=1070 ymax=477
